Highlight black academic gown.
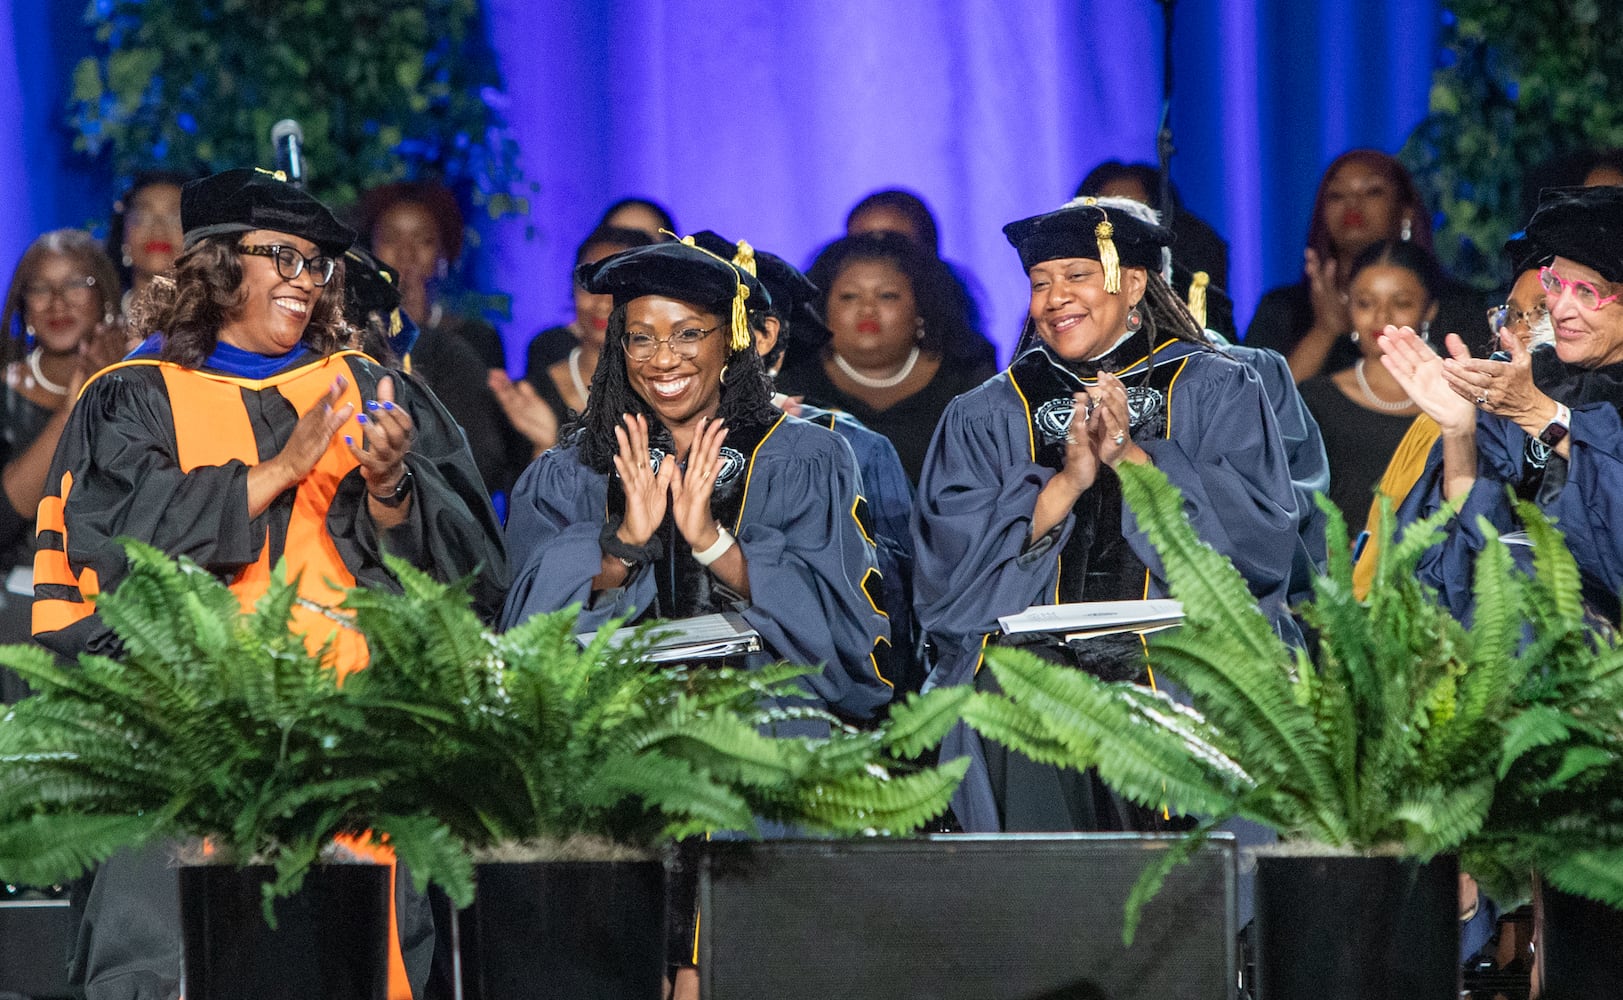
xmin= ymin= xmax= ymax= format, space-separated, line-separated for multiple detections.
xmin=33 ymin=344 xmax=507 ymax=1000
xmin=913 ymin=335 xmax=1299 ymax=832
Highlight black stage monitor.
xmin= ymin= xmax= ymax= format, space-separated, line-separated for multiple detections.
xmin=699 ymin=833 xmax=1236 ymax=1000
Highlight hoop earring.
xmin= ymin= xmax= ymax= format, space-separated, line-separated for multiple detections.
xmin=1124 ymin=306 xmax=1143 ymax=333
xmin=1350 ymin=329 xmax=1360 ymax=344
xmin=718 ymin=364 xmax=729 ymax=385
xmin=1400 ymin=216 xmax=1413 ymax=242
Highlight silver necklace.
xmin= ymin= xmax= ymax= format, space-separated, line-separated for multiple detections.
xmin=1354 ymin=359 xmax=1412 ymax=412
xmin=833 ymin=346 xmax=920 ymax=390
xmin=26 ymin=348 xmax=69 ymax=395
xmin=567 ymin=346 xmax=590 ymax=403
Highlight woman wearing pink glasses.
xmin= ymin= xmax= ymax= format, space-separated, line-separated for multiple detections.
xmin=1380 ymin=185 xmax=1623 ymax=624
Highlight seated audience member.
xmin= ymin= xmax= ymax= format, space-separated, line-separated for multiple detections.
xmin=360 ymin=179 xmax=528 ymax=495
xmin=106 ymin=171 xmax=191 ymax=315
xmin=1297 ymin=240 xmax=1444 ymax=527
xmin=776 ymin=231 xmax=989 ymax=482
xmin=1245 ymin=149 xmax=1486 ymax=382
xmin=0 ymin=230 xmax=125 ymax=694
xmin=843 ymin=188 xmax=999 ymax=372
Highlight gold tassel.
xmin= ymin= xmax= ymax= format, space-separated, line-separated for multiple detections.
xmin=732 ymin=239 xmax=757 ymax=277
xmin=677 ymin=233 xmax=754 ymax=351
xmin=1188 ymin=271 xmax=1210 ymax=329
xmin=1096 ymin=220 xmax=1121 ymax=294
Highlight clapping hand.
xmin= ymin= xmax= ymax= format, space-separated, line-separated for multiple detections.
xmin=611 ymin=413 xmax=673 ymax=546
xmin=669 ymin=416 xmax=729 ymax=551
xmin=347 ymin=376 xmax=415 ymax=500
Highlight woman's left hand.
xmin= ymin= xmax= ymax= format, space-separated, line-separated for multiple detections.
xmin=1441 ymin=327 xmax=1551 ymax=429
xmin=1088 ymin=372 xmax=1149 ymax=468
xmin=349 ymin=375 xmax=416 ymax=499
xmin=669 ymin=416 xmax=729 ymax=550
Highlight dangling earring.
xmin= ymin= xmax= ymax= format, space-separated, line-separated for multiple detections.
xmin=1124 ymin=306 xmax=1143 ymax=333
xmin=1420 ymin=319 xmax=1431 ymax=343
xmin=435 ymin=258 xmax=449 ymax=280
xmin=1350 ymin=329 xmax=1360 ymax=344
xmin=1400 ymin=216 xmax=1413 ymax=242
xmin=121 ymin=247 xmax=134 ymax=268
xmin=915 ymin=317 xmax=925 ymax=342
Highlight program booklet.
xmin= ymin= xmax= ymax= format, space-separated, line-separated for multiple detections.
xmin=577 ymin=611 xmax=763 ymax=664
xmin=997 ymin=599 xmax=1185 ymax=643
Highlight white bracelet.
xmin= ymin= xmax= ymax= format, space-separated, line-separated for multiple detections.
xmin=692 ymin=526 xmax=736 ymax=567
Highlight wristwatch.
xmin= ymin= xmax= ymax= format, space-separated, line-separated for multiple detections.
xmin=1537 ymin=402 xmax=1572 ymax=449
xmin=370 ymin=468 xmax=414 ymax=507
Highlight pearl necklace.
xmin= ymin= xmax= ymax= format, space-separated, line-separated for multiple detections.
xmin=833 ymin=346 xmax=920 ymax=390
xmin=568 ymin=346 xmax=590 ymax=404
xmin=26 ymin=348 xmax=69 ymax=396
xmin=1354 ymin=359 xmax=1413 ymax=412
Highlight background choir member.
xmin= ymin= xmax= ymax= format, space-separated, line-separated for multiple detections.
xmin=106 ymin=171 xmax=189 ymax=315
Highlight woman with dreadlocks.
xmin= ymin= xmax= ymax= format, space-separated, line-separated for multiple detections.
xmin=499 ymin=239 xmax=892 ymax=723
xmin=913 ymin=198 xmax=1299 ymax=833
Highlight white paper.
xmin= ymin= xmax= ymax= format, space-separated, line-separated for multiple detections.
xmin=998 ymin=599 xmax=1184 ymax=636
xmin=578 ymin=611 xmax=762 ymax=664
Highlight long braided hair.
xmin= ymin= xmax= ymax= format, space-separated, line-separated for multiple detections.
xmin=569 ymin=302 xmax=780 ymax=473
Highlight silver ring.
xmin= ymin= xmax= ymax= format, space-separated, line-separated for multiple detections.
xmin=1064 ymin=433 xmax=1077 ymax=446
xmin=1113 ymin=433 xmax=1126 ymax=445
xmin=1475 ymin=395 xmax=1488 ymax=406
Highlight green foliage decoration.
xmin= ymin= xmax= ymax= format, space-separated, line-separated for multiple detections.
xmin=961 ymin=463 xmax=1623 ymax=940
xmin=1401 ymin=2 xmax=1623 ymax=287
xmin=67 ymin=0 xmax=528 ymax=219
xmin=0 ymin=542 xmax=966 ymax=917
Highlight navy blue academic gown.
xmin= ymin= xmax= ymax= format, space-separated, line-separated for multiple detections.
xmin=913 ymin=339 xmax=1300 ymax=832
xmin=500 ymin=412 xmax=894 ymax=722
xmin=1398 ymin=354 xmax=1623 ymax=624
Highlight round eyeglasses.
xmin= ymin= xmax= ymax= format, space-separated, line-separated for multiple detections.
xmin=236 ymin=244 xmax=337 ymax=286
xmin=23 ymin=275 xmax=98 ymax=308
xmin=623 ymin=323 xmax=721 ymax=362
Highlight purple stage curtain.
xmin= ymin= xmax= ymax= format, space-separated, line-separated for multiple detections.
xmin=1 ymin=1 xmax=1439 ymax=362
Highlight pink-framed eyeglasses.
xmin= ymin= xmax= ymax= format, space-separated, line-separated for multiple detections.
xmin=1540 ymin=266 xmax=1621 ymax=312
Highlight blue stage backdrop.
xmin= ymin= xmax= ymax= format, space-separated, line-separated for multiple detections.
xmin=2 ymin=0 xmax=1439 ymax=364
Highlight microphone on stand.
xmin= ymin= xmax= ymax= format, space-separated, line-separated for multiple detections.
xmin=271 ymin=119 xmax=306 ymax=188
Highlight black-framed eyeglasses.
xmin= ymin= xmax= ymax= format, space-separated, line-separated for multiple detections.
xmin=22 ymin=275 xmax=97 ymax=307
xmin=236 ymin=244 xmax=337 ymax=286
xmin=623 ymin=323 xmax=721 ymax=361
xmin=1486 ymin=302 xmax=1549 ymax=334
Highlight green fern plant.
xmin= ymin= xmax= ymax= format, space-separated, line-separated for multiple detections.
xmin=960 ymin=462 xmax=1623 ymax=940
xmin=337 ymin=559 xmax=969 ymax=861
xmin=0 ymin=542 xmax=967 ymax=919
xmin=0 ymin=541 xmax=463 ymax=919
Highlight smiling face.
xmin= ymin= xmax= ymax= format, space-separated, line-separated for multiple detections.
xmin=123 ymin=183 xmax=183 ymax=281
xmin=1347 ymin=262 xmax=1436 ymax=360
xmin=23 ymin=251 xmax=104 ymax=355
xmin=622 ymin=295 xmax=727 ymax=430
xmin=1027 ymin=257 xmax=1148 ymax=362
xmin=825 ymin=258 xmax=920 ymax=368
xmin=1546 ymin=256 xmax=1623 ymax=369
xmin=215 ymin=230 xmax=322 ymax=356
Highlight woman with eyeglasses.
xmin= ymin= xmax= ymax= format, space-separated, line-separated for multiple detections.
xmin=0 ymin=230 xmax=127 ymax=687
xmin=1382 ymin=185 xmax=1623 ymax=625
xmin=501 ymin=239 xmax=891 ymax=721
xmin=31 ymin=169 xmax=507 ymax=1000
xmin=1351 ymin=232 xmax=1551 ymax=598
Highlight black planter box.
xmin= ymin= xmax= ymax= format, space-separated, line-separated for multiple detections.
xmin=458 ymin=860 xmax=667 ymax=1000
xmin=1538 ymin=880 xmax=1623 ymax=1000
xmin=1254 ymin=853 xmax=1458 ymax=1000
xmin=698 ymin=834 xmax=1237 ymax=1000
xmin=178 ymin=863 xmax=391 ymax=1000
